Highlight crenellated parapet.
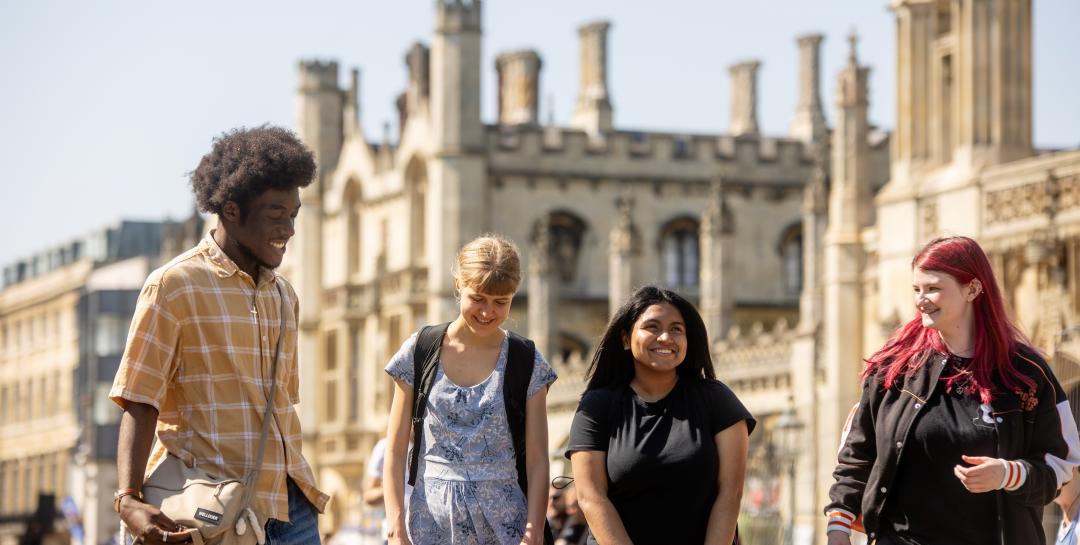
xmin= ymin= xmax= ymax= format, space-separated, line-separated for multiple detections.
xmin=487 ymin=125 xmax=814 ymax=171
xmin=436 ymin=0 xmax=482 ymax=33
xmin=297 ymin=59 xmax=341 ymax=93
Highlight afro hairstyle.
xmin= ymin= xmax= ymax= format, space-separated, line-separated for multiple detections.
xmin=190 ymin=125 xmax=316 ymax=218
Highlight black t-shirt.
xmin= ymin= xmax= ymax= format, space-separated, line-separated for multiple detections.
xmin=881 ymin=357 xmax=998 ymax=545
xmin=566 ymin=379 xmax=755 ymax=545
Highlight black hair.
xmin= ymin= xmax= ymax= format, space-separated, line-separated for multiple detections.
xmin=190 ymin=125 xmax=316 ymax=219
xmin=584 ymin=285 xmax=716 ymax=391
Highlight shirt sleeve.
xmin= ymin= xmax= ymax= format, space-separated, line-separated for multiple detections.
xmin=384 ymin=332 xmax=419 ymax=386
xmin=526 ymin=348 xmax=558 ymax=398
xmin=109 ymin=281 xmax=181 ymax=411
xmin=565 ymin=388 xmax=614 ymax=457
xmin=705 ymin=380 xmax=756 ymax=436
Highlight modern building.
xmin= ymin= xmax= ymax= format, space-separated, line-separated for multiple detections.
xmin=0 ymin=216 xmax=201 ymax=545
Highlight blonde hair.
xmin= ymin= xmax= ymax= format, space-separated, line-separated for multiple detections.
xmin=452 ymin=234 xmax=522 ymax=296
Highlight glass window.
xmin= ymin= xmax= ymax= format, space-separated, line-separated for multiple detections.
xmin=661 ymin=219 xmax=700 ymax=289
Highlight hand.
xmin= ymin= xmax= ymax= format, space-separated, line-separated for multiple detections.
xmin=826 ymin=530 xmax=852 ymax=545
xmin=119 ymin=497 xmax=197 ymax=544
xmin=954 ymin=455 xmax=1006 ymax=493
xmin=388 ymin=524 xmax=413 ymax=545
xmin=518 ymin=529 xmax=542 ymax=545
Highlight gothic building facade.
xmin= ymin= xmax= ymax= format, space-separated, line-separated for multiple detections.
xmin=282 ymin=1 xmax=1079 ymax=542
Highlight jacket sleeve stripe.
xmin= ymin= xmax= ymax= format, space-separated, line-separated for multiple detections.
xmin=826 ymin=509 xmax=856 ymax=535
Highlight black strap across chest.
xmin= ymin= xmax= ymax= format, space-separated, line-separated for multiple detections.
xmin=408 ymin=322 xmax=536 ymax=494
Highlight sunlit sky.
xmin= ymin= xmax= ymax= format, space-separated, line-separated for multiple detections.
xmin=2 ymin=1 xmax=1077 ymax=266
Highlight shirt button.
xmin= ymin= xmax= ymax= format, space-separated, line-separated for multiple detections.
xmin=262 ymin=335 xmax=268 ymax=341
xmin=896 ymin=441 xmax=903 ymax=449
xmin=914 ymin=403 xmax=922 ymax=409
xmin=880 ymin=486 xmax=887 ymax=493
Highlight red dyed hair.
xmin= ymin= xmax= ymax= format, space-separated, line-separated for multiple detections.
xmin=863 ymin=236 xmax=1035 ymax=403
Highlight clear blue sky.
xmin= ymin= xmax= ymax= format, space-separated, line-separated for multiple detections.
xmin=2 ymin=1 xmax=1077 ymax=266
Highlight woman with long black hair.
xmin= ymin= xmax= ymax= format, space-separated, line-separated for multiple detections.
xmin=566 ymin=285 xmax=755 ymax=545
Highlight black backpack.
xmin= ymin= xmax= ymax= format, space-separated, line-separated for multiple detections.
xmin=408 ymin=322 xmax=554 ymax=545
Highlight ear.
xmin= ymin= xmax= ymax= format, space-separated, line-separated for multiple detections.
xmin=220 ymin=200 xmax=241 ymax=225
xmin=621 ymin=332 xmax=630 ymax=350
xmin=967 ymin=279 xmax=983 ymax=301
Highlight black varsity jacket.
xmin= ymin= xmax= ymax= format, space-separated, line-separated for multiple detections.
xmin=824 ymin=347 xmax=1080 ymax=545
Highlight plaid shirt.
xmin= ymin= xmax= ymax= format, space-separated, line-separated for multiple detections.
xmin=110 ymin=232 xmax=328 ymax=521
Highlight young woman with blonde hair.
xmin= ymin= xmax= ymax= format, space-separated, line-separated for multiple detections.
xmin=383 ymin=235 xmax=557 ymax=545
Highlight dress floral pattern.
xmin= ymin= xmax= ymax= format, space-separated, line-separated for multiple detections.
xmin=386 ymin=332 xmax=558 ymax=545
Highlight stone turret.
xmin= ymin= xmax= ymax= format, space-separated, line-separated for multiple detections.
xmin=405 ymin=42 xmax=430 ymax=123
xmin=295 ymin=60 xmax=344 ymax=181
xmin=427 ymin=0 xmax=487 ymax=322
xmin=496 ymin=49 xmax=542 ymax=125
xmin=819 ymin=31 xmax=872 ymax=525
xmin=571 ymin=21 xmax=613 ymax=136
xmin=789 ymin=34 xmax=827 ymax=143
xmin=432 ymin=0 xmax=483 ymax=153
xmin=344 ymin=67 xmax=361 ymax=139
xmin=728 ymin=60 xmax=761 ymax=137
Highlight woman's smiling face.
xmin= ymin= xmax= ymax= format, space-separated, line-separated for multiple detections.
xmin=457 ymin=285 xmax=513 ymax=335
xmin=912 ymin=267 xmax=978 ymax=333
xmin=624 ymin=302 xmax=688 ymax=375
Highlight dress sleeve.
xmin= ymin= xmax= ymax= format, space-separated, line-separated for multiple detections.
xmin=384 ymin=332 xmax=419 ymax=386
xmin=526 ymin=348 xmax=558 ymax=398
xmin=109 ymin=280 xmax=181 ymax=411
xmin=705 ymin=380 xmax=756 ymax=436
xmin=565 ymin=388 xmax=614 ymax=457
xmin=1003 ymin=350 xmax=1080 ymax=507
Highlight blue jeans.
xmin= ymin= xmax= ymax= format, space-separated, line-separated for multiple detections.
xmin=265 ymin=478 xmax=321 ymax=545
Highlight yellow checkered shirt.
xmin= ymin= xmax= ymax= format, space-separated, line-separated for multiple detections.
xmin=110 ymin=233 xmax=328 ymax=521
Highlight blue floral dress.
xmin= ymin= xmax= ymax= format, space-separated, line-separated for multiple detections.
xmin=385 ymin=332 xmax=557 ymax=545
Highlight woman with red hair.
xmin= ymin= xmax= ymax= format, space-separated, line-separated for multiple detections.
xmin=825 ymin=236 xmax=1080 ymax=545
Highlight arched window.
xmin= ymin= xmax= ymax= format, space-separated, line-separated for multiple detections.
xmin=405 ymin=158 xmax=428 ymax=260
xmin=660 ymin=217 xmax=700 ymax=289
xmin=546 ymin=211 xmax=588 ymax=284
xmin=344 ymin=179 xmax=362 ymax=279
xmin=778 ymin=223 xmax=803 ymax=297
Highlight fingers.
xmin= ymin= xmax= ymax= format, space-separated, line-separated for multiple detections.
xmin=962 ymin=454 xmax=992 ymax=465
xmin=168 ymin=528 xmax=197 ymax=543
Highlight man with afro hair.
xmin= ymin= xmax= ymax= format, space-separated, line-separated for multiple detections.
xmin=110 ymin=125 xmax=328 ymax=544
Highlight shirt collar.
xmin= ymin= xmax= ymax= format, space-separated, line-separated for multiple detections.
xmin=201 ymin=229 xmax=276 ymax=287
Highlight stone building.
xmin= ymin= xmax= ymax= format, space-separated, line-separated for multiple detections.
xmin=283 ymin=1 xmax=1079 ymax=543
xmin=0 ymin=217 xmax=201 ymax=545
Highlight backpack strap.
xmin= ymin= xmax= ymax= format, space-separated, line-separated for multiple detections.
xmin=504 ymin=332 xmax=555 ymax=545
xmin=408 ymin=322 xmax=451 ymax=487
xmin=504 ymin=332 xmax=537 ymax=495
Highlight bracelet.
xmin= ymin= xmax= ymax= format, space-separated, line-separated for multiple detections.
xmin=113 ymin=487 xmax=143 ymax=513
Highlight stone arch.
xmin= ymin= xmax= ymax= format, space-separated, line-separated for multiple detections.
xmin=404 ymin=156 xmax=428 ymax=261
xmin=659 ymin=215 xmax=700 ymax=289
xmin=776 ymin=221 xmax=803 ymax=297
xmin=533 ymin=210 xmax=589 ymax=284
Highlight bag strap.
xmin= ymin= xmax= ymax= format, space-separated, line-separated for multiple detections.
xmin=408 ymin=322 xmax=451 ymax=487
xmin=504 ymin=332 xmax=536 ymax=495
xmin=237 ymin=279 xmax=289 ymax=510
xmin=504 ymin=333 xmax=554 ymax=545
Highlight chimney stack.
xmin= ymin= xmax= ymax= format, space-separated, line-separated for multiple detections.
xmin=496 ymin=49 xmax=542 ymax=125
xmin=571 ymin=21 xmax=613 ymax=135
xmin=728 ymin=60 xmax=761 ymax=137
xmin=790 ymin=34 xmax=827 ymax=142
